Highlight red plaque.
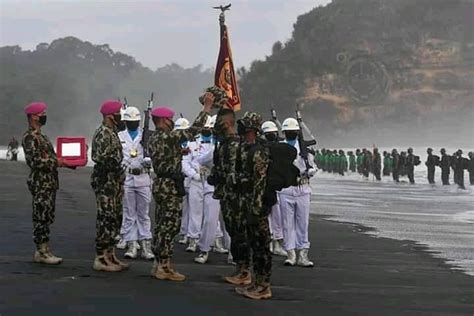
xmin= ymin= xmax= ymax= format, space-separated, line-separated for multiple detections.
xmin=56 ymin=137 xmax=88 ymax=167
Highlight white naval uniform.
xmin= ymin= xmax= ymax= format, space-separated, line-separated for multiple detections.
xmin=182 ymin=138 xmax=214 ymax=239
xmin=269 ymin=198 xmax=284 ymax=240
xmin=194 ymin=145 xmax=231 ymax=252
xmin=278 ymin=141 xmax=314 ymax=251
xmin=179 ymin=145 xmax=192 ymax=237
xmin=118 ymin=130 xmax=152 ymax=243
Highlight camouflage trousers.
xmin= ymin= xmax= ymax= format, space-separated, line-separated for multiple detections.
xmin=248 ymin=213 xmax=272 ymax=285
xmin=221 ymin=197 xmax=250 ymax=267
xmin=152 ymin=193 xmax=182 ymax=260
xmin=31 ymin=189 xmax=56 ymax=248
xmin=94 ymin=182 xmax=123 ymax=254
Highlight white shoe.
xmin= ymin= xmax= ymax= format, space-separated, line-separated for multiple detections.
xmin=124 ymin=241 xmax=138 ymax=259
xmin=194 ymin=252 xmax=209 ymax=264
xmin=116 ymin=238 xmax=127 ymax=250
xmin=213 ymin=237 xmax=229 ymax=254
xmin=272 ymin=240 xmax=287 ymax=257
xmin=140 ymin=239 xmax=155 ymax=260
xmin=185 ymin=238 xmax=197 ymax=252
xmin=284 ymin=249 xmax=296 ymax=266
xmin=178 ymin=235 xmax=188 ymax=245
xmin=297 ymin=248 xmax=314 ymax=267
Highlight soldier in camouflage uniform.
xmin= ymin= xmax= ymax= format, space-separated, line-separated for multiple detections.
xmin=91 ymin=100 xmax=128 ymax=272
xmin=208 ymin=108 xmax=253 ymax=285
xmin=372 ymin=148 xmax=382 ymax=181
xmin=148 ymin=95 xmax=212 ymax=282
xmin=22 ymin=102 xmax=66 ymax=265
xmin=234 ymin=112 xmax=273 ymax=300
xmin=348 ymin=151 xmax=356 ymax=172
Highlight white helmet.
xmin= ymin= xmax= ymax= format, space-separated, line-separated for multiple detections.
xmin=174 ymin=117 xmax=190 ymax=130
xmin=204 ymin=115 xmax=217 ymax=129
xmin=261 ymin=121 xmax=278 ymax=133
xmin=281 ymin=118 xmax=300 ymax=131
xmin=122 ymin=106 xmax=141 ymax=121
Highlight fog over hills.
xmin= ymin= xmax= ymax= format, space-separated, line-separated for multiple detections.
xmin=1 ymin=0 xmax=473 ymax=148
xmin=238 ymin=0 xmax=474 ymax=148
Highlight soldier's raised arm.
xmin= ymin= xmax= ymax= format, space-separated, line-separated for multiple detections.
xmin=174 ymin=92 xmax=214 ymax=141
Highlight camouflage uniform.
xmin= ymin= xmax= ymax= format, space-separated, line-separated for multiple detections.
xmin=209 ymin=130 xmax=250 ymax=267
xmin=22 ymin=127 xmax=59 ymax=248
xmin=148 ymin=111 xmax=208 ymax=260
xmin=238 ymin=134 xmax=271 ymax=285
xmin=91 ymin=124 xmax=124 ymax=254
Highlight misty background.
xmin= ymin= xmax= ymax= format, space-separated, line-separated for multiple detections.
xmin=0 ymin=0 xmax=473 ymax=149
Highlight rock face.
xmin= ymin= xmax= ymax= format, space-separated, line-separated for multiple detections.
xmin=238 ymin=0 xmax=474 ymax=139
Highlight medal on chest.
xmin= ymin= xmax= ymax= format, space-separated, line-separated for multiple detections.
xmin=130 ymin=148 xmax=138 ymax=158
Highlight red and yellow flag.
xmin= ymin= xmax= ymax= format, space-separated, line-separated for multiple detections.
xmin=215 ymin=21 xmax=241 ymax=111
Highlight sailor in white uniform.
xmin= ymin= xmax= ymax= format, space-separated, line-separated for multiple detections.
xmin=118 ymin=106 xmax=154 ymax=260
xmin=278 ymin=118 xmax=316 ymax=267
xmin=174 ymin=118 xmax=192 ymax=245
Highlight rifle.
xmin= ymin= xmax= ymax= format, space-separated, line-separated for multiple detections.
xmin=123 ymin=97 xmax=128 ymax=110
xmin=270 ymin=108 xmax=282 ymax=130
xmin=295 ymin=106 xmax=317 ymax=174
xmin=142 ymin=92 xmax=154 ymax=157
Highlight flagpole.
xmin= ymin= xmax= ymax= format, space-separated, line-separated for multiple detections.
xmin=212 ymin=3 xmax=241 ymax=112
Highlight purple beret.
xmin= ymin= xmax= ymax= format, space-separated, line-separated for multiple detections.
xmin=100 ymin=100 xmax=123 ymax=115
xmin=25 ymin=102 xmax=47 ymax=115
xmin=151 ymin=106 xmax=175 ymax=118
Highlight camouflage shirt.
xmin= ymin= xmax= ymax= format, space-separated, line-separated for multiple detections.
xmin=238 ymin=140 xmax=270 ymax=217
xmin=148 ymin=111 xmax=209 ymax=196
xmin=91 ymin=123 xmax=124 ymax=192
xmin=22 ymin=127 xmax=58 ymax=193
xmin=211 ymin=134 xmax=240 ymax=200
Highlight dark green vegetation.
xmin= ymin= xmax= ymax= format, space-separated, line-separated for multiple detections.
xmin=1 ymin=0 xmax=473 ymax=146
xmin=0 ymin=37 xmax=212 ymax=143
xmin=238 ymin=0 xmax=474 ymax=145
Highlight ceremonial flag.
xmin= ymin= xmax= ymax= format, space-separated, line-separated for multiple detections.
xmin=215 ymin=19 xmax=241 ymax=111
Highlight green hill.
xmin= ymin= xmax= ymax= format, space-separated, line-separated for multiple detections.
xmin=0 ymin=37 xmax=212 ymax=143
xmin=238 ymin=0 xmax=474 ymax=145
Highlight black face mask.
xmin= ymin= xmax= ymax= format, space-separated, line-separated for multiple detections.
xmin=38 ymin=115 xmax=47 ymax=126
xmin=126 ymin=121 xmax=140 ymax=131
xmin=201 ymin=130 xmax=212 ymax=137
xmin=113 ymin=114 xmax=126 ymax=131
xmin=265 ymin=133 xmax=278 ymax=142
xmin=285 ymin=131 xmax=298 ymax=141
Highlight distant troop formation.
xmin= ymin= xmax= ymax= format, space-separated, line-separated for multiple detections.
xmin=315 ymin=147 xmax=473 ymax=189
xmin=20 ymin=87 xmax=317 ymax=301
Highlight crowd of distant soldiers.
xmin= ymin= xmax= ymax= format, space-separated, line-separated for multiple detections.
xmin=314 ymin=148 xmax=474 ymax=189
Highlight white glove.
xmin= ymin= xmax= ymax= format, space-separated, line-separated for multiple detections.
xmin=142 ymin=157 xmax=152 ymax=168
xmin=307 ymin=168 xmax=317 ymax=177
xmin=192 ymin=173 xmax=201 ymax=181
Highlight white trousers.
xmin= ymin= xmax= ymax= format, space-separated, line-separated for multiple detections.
xmin=187 ymin=180 xmax=204 ymax=239
xmin=269 ymin=202 xmax=284 ymax=240
xmin=121 ymin=186 xmax=152 ymax=242
xmin=279 ymin=193 xmax=311 ymax=250
xmin=179 ymin=190 xmax=190 ymax=236
xmin=198 ymin=192 xmax=230 ymax=252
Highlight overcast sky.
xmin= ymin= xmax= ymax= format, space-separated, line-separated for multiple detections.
xmin=0 ymin=0 xmax=331 ymax=70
